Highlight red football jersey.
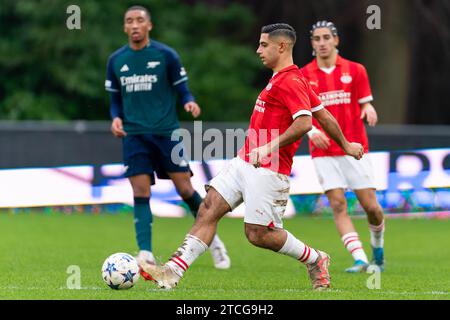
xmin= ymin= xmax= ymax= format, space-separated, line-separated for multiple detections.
xmin=238 ymin=65 xmax=323 ymax=175
xmin=300 ymin=55 xmax=373 ymax=158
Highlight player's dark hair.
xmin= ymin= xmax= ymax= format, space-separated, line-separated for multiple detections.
xmin=310 ymin=20 xmax=338 ymax=37
xmin=261 ymin=23 xmax=296 ymax=44
xmin=125 ymin=5 xmax=151 ymax=21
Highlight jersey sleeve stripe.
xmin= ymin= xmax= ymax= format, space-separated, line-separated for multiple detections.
xmin=311 ymin=104 xmax=324 ymax=113
xmin=173 ymin=77 xmax=188 ymax=86
xmin=292 ymin=109 xmax=312 ymax=119
xmin=105 ymin=80 xmax=119 ymax=92
xmin=358 ymin=95 xmax=373 ymax=104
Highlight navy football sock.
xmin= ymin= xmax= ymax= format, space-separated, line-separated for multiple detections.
xmin=184 ymin=191 xmax=203 ymax=218
xmin=133 ymin=197 xmax=153 ymax=252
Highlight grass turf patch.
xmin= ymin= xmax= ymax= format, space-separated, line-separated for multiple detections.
xmin=0 ymin=212 xmax=448 ymax=300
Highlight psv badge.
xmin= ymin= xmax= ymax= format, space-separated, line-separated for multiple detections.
xmin=340 ymin=73 xmax=352 ymax=84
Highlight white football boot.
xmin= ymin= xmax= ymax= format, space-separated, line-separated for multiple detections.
xmin=141 ymin=263 xmax=181 ymax=289
xmin=209 ymin=235 xmax=231 ymax=269
xmin=135 ymin=250 xmax=156 ymax=281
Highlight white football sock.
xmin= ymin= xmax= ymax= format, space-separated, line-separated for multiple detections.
xmin=369 ymin=220 xmax=385 ymax=248
xmin=167 ymin=234 xmax=208 ymax=277
xmin=278 ymin=231 xmax=319 ymax=264
xmin=342 ymin=232 xmax=368 ymax=263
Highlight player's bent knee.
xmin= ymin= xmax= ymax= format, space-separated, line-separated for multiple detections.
xmin=329 ymin=199 xmax=347 ymax=214
xmin=244 ymin=224 xmax=267 ymax=248
xmin=200 ymin=196 xmax=213 ymax=212
xmin=245 ymin=232 xmax=261 ymax=247
xmin=196 ymin=202 xmax=212 ymax=221
xmin=363 ymin=203 xmax=383 ymax=215
xmin=195 ymin=198 xmax=222 ymax=225
xmin=132 ymin=186 xmax=151 ymax=198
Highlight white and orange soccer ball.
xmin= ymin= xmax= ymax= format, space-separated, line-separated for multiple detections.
xmin=101 ymin=253 xmax=140 ymax=290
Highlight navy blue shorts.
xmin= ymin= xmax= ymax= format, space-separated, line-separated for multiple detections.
xmin=122 ymin=134 xmax=191 ymax=184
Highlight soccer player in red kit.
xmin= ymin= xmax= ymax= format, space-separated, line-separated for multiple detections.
xmin=301 ymin=21 xmax=385 ymax=272
xmin=141 ymin=23 xmax=365 ymax=290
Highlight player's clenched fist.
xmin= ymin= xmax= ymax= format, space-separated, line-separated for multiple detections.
xmin=248 ymin=144 xmax=272 ymax=168
xmin=111 ymin=117 xmax=127 ymax=138
xmin=344 ymin=142 xmax=364 ymax=160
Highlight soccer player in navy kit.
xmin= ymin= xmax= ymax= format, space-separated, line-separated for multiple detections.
xmin=105 ymin=6 xmax=230 ymax=276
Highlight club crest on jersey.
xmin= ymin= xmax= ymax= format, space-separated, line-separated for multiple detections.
xmin=146 ymin=61 xmax=160 ymax=69
xmin=266 ymin=83 xmax=272 ymax=91
xmin=340 ymin=73 xmax=352 ymax=84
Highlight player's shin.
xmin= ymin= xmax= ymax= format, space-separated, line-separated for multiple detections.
xmin=369 ymin=219 xmax=385 ymax=248
xmin=167 ymin=234 xmax=208 ymax=277
xmin=133 ymin=197 xmax=153 ymax=252
xmin=185 ymin=192 xmax=231 ymax=269
xmin=342 ymin=232 xmax=368 ymax=263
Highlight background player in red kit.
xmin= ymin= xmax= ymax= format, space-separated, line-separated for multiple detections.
xmin=301 ymin=21 xmax=385 ymax=273
xmin=141 ymin=23 xmax=365 ymax=290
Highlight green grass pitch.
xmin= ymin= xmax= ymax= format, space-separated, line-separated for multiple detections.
xmin=0 ymin=212 xmax=448 ymax=300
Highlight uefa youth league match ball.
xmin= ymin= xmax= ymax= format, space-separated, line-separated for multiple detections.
xmin=101 ymin=253 xmax=140 ymax=290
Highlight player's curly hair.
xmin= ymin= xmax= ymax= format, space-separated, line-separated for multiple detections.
xmin=261 ymin=23 xmax=296 ymax=44
xmin=310 ymin=20 xmax=338 ymax=37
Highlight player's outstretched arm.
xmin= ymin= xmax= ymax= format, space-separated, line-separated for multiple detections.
xmin=313 ymin=108 xmax=364 ymax=160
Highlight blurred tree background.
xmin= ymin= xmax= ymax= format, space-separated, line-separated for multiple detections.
xmin=0 ymin=0 xmax=449 ymax=124
xmin=0 ymin=0 xmax=260 ymax=121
